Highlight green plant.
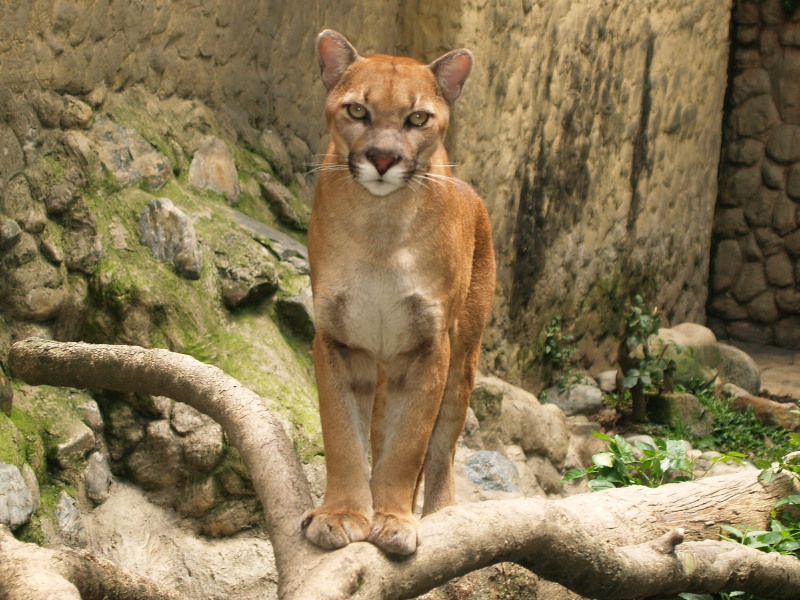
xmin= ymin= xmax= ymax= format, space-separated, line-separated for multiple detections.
xmin=541 ymin=316 xmax=582 ymax=391
xmin=562 ymin=431 xmax=694 ymax=490
xmin=617 ymin=295 xmax=681 ymax=421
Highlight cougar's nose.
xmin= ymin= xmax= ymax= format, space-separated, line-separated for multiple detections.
xmin=366 ymin=150 xmax=401 ymax=175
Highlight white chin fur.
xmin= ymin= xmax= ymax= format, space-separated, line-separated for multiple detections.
xmin=355 ymin=163 xmax=406 ymax=197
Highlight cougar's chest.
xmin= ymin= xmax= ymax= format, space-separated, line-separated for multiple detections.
xmin=316 ymin=249 xmax=442 ymax=361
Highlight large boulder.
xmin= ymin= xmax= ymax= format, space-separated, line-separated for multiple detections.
xmin=718 ymin=343 xmax=761 ymax=394
xmin=650 ymin=323 xmax=722 ymax=386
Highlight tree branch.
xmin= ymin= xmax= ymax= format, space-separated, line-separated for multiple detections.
xmin=0 ymin=525 xmax=184 ymax=600
xmin=8 ymin=339 xmax=800 ymax=600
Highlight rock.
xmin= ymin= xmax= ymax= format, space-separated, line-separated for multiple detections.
xmin=0 ymin=462 xmax=34 ymax=530
xmin=54 ymin=421 xmax=96 ymax=469
xmin=0 ymin=219 xmax=22 ymax=250
xmin=84 ymin=452 xmax=113 ymax=503
xmin=258 ymin=172 xmax=305 ymax=230
xmin=139 ymin=198 xmax=203 ymax=280
xmin=20 ymin=464 xmax=40 ymax=512
xmin=775 ymin=316 xmax=800 ymax=348
xmin=1 ymin=175 xmax=46 ymax=234
xmin=730 ymin=69 xmax=772 ymax=106
xmin=188 ymin=136 xmax=240 ymax=204
xmin=212 ymin=231 xmax=279 ymax=308
xmin=647 ymin=392 xmax=715 ymax=438
xmin=126 ymin=419 xmax=186 ymax=493
xmin=460 ymin=406 xmax=484 ymax=450
xmin=200 ymin=499 xmax=262 ymax=538
xmin=766 ymin=124 xmax=800 ymax=164
xmin=77 ymin=400 xmax=104 ymax=433
xmin=542 ymin=384 xmax=604 ymax=417
xmin=718 ymin=343 xmax=761 ymax=394
xmin=765 ymin=252 xmax=794 ymax=287
xmin=731 ymin=94 xmax=780 ymax=137
xmin=0 ymin=362 xmax=12 ymax=416
xmin=45 ymin=181 xmax=79 ymax=215
xmin=60 ymin=95 xmax=94 ymax=129
xmin=258 ymin=130 xmax=293 ymax=181
xmin=762 ymin=160 xmax=785 ymax=190
xmin=747 ymin=290 xmax=780 ymax=324
xmin=652 ymin=323 xmax=722 ymax=386
xmin=54 ymin=490 xmax=87 ymax=548
xmin=175 ymin=477 xmax=219 ymax=518
xmin=726 ymin=138 xmax=763 ymax=166
xmin=276 ymin=287 xmax=315 ymax=339
xmin=230 ymin=209 xmax=309 ymax=260
xmin=88 ymin=117 xmax=171 ymax=189
xmin=282 ymin=130 xmax=314 ymax=175
xmin=63 ymin=203 xmax=103 ymax=274
xmin=731 ymin=393 xmax=800 ymax=431
xmin=464 ymin=451 xmax=520 ymax=493
xmin=40 ymin=238 xmax=64 ymax=265
xmin=788 ymin=165 xmax=800 ymax=200
xmin=180 ymin=417 xmax=224 ymax=474
xmin=711 ymin=239 xmax=743 ymax=291
xmin=597 ymin=370 xmax=618 ymax=392
xmin=525 ymin=454 xmax=564 ymax=496
xmin=732 ymin=262 xmax=768 ymax=304
xmin=727 ymin=320 xmax=775 ymax=345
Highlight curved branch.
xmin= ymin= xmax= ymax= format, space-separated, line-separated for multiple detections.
xmin=0 ymin=525 xmax=183 ymax=600
xmin=9 ymin=339 xmax=800 ymax=600
xmin=8 ymin=338 xmax=319 ymax=581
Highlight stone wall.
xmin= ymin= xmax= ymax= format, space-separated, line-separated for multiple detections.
xmin=0 ymin=0 xmax=733 ymax=390
xmin=708 ymin=0 xmax=800 ymax=349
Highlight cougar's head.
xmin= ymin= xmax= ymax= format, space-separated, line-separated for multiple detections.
xmin=317 ymin=29 xmax=473 ymax=197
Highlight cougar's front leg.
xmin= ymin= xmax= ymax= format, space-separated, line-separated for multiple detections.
xmin=368 ymin=336 xmax=450 ymax=555
xmin=301 ymin=335 xmax=376 ymax=550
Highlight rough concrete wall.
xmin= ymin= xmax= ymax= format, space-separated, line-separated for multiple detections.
xmin=0 ymin=0 xmax=400 ymax=137
xmin=0 ymin=0 xmax=732 ymax=390
xmin=439 ymin=0 xmax=732 ymax=388
xmin=709 ymin=0 xmax=800 ymax=349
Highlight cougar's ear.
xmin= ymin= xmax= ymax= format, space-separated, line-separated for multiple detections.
xmin=317 ymin=30 xmax=361 ymax=91
xmin=428 ymin=48 xmax=473 ymax=103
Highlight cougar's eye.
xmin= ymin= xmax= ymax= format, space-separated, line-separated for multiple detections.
xmin=347 ymin=104 xmax=368 ymax=120
xmin=407 ymin=111 xmax=429 ymax=127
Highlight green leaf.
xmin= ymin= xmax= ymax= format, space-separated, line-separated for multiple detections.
xmin=678 ymin=594 xmax=714 ymax=600
xmin=588 ymin=479 xmax=616 ymax=492
xmin=561 ymin=468 xmax=588 ymax=482
xmin=622 ymin=375 xmax=639 ymax=388
xmin=591 ymin=430 xmax=613 ymax=442
xmin=592 ymin=452 xmax=616 ymax=468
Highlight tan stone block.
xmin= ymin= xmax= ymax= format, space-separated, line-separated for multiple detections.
xmin=748 ymin=290 xmax=780 ymax=324
xmin=775 ymin=317 xmax=800 ymax=349
xmin=744 ymin=187 xmax=778 ymax=227
xmin=726 ymin=138 xmax=763 ymax=166
xmin=709 ymin=293 xmax=749 ymax=320
xmin=754 ymin=226 xmax=784 ymax=255
xmin=721 ymin=166 xmax=762 ymax=206
xmin=789 ymin=165 xmax=800 ymax=199
xmin=777 ymin=288 xmax=800 ymax=314
xmin=732 ymin=261 xmax=768 ymax=303
xmin=731 ymin=69 xmax=772 ymax=106
xmin=716 ymin=207 xmax=749 ymax=238
xmin=767 ymin=124 xmax=800 ymax=163
xmin=765 ymin=251 xmax=795 ymax=286
xmin=732 ymin=94 xmax=780 ymax=137
xmin=712 ymin=239 xmax=743 ymax=291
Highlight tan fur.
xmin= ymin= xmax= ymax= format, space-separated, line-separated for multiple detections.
xmin=301 ymin=30 xmax=495 ymax=555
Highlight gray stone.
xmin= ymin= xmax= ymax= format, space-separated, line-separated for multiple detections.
xmin=766 ymin=124 xmax=800 ymax=164
xmin=460 ymin=407 xmax=484 ymax=450
xmin=276 ymin=287 xmax=315 ymax=339
xmin=711 ymin=239 xmax=742 ymax=291
xmin=747 ymin=291 xmax=780 ymax=324
xmin=26 ymin=83 xmax=63 ymax=128
xmin=20 ymin=464 xmax=40 ymax=512
xmin=126 ymin=420 xmax=185 ymax=492
xmin=716 ymin=208 xmax=749 ymax=239
xmin=171 ymin=402 xmax=209 ymax=435
xmin=718 ymin=343 xmax=761 ymax=394
xmin=647 ymin=392 xmax=715 ymax=438
xmin=709 ymin=294 xmax=749 ymax=320
xmin=775 ymin=41 xmax=800 ymax=123
xmin=0 ymin=362 xmax=12 ymax=416
xmin=54 ymin=490 xmax=87 ymax=547
xmin=732 ymin=95 xmax=780 ymax=137
xmin=1 ymin=175 xmax=46 ymax=234
xmin=179 ymin=416 xmax=224 ymax=474
xmin=230 ymin=209 xmax=308 ymax=260
xmin=212 ymin=231 xmax=279 ymax=309
xmin=727 ymin=321 xmax=775 ymax=345
xmin=542 ymin=384 xmax=603 ymax=417
xmin=786 ymin=229 xmax=800 ymax=257
xmin=55 ymin=422 xmax=96 ymax=469
xmin=88 ymin=118 xmax=170 ymax=189
xmin=503 ymin=389 xmax=570 ymax=464
xmin=84 ymin=452 xmax=112 ymax=503
xmin=777 ymin=288 xmax=800 ymax=314
xmin=788 ymin=165 xmax=800 ymax=200
xmin=188 ymin=136 xmax=240 ymax=204
xmin=739 ymin=233 xmax=765 ymax=262
xmin=40 ymin=238 xmax=64 ymax=265
xmin=258 ymin=172 xmax=305 ymax=230
xmin=753 ymin=227 xmax=783 ymax=256
xmin=722 ymin=166 xmax=761 ymax=206
xmin=139 ymin=198 xmax=203 ymax=280
xmin=63 ymin=203 xmax=103 ymax=274
xmin=464 ymin=451 xmax=519 ymax=493
xmin=258 ymin=129 xmax=293 ymax=182
xmin=744 ymin=187 xmax=779 ymax=228
xmin=597 ymin=370 xmax=617 ymax=392
xmin=727 ymin=138 xmax=763 ymax=166
xmin=45 ymin=181 xmax=79 ymax=215
xmin=780 ymin=23 xmax=800 ymax=46
xmin=78 ymin=400 xmax=104 ymax=433
xmin=60 ymin=94 xmax=93 ymax=129
xmin=773 ymin=193 xmax=797 ymax=235
xmin=775 ymin=317 xmax=800 ymax=348
xmin=732 ymin=261 xmax=768 ymax=303
xmin=0 ymin=462 xmax=34 ymax=530
xmin=653 ymin=323 xmax=722 ymax=386
xmin=0 ymin=219 xmax=22 ymax=250
xmin=200 ymin=498 xmax=261 ymax=538
xmin=525 ymin=454 xmax=563 ymax=496
xmin=762 ymin=160 xmax=785 ymax=190
xmin=282 ymin=130 xmax=314 ymax=174
xmin=765 ymin=252 xmax=794 ymax=287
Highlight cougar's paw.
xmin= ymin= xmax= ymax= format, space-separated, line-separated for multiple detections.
xmin=301 ymin=508 xmax=372 ymax=550
xmin=367 ymin=512 xmax=419 ymax=555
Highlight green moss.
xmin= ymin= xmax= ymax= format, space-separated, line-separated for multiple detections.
xmin=0 ymin=412 xmax=26 ymax=467
xmin=8 ymin=407 xmax=46 ymax=478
